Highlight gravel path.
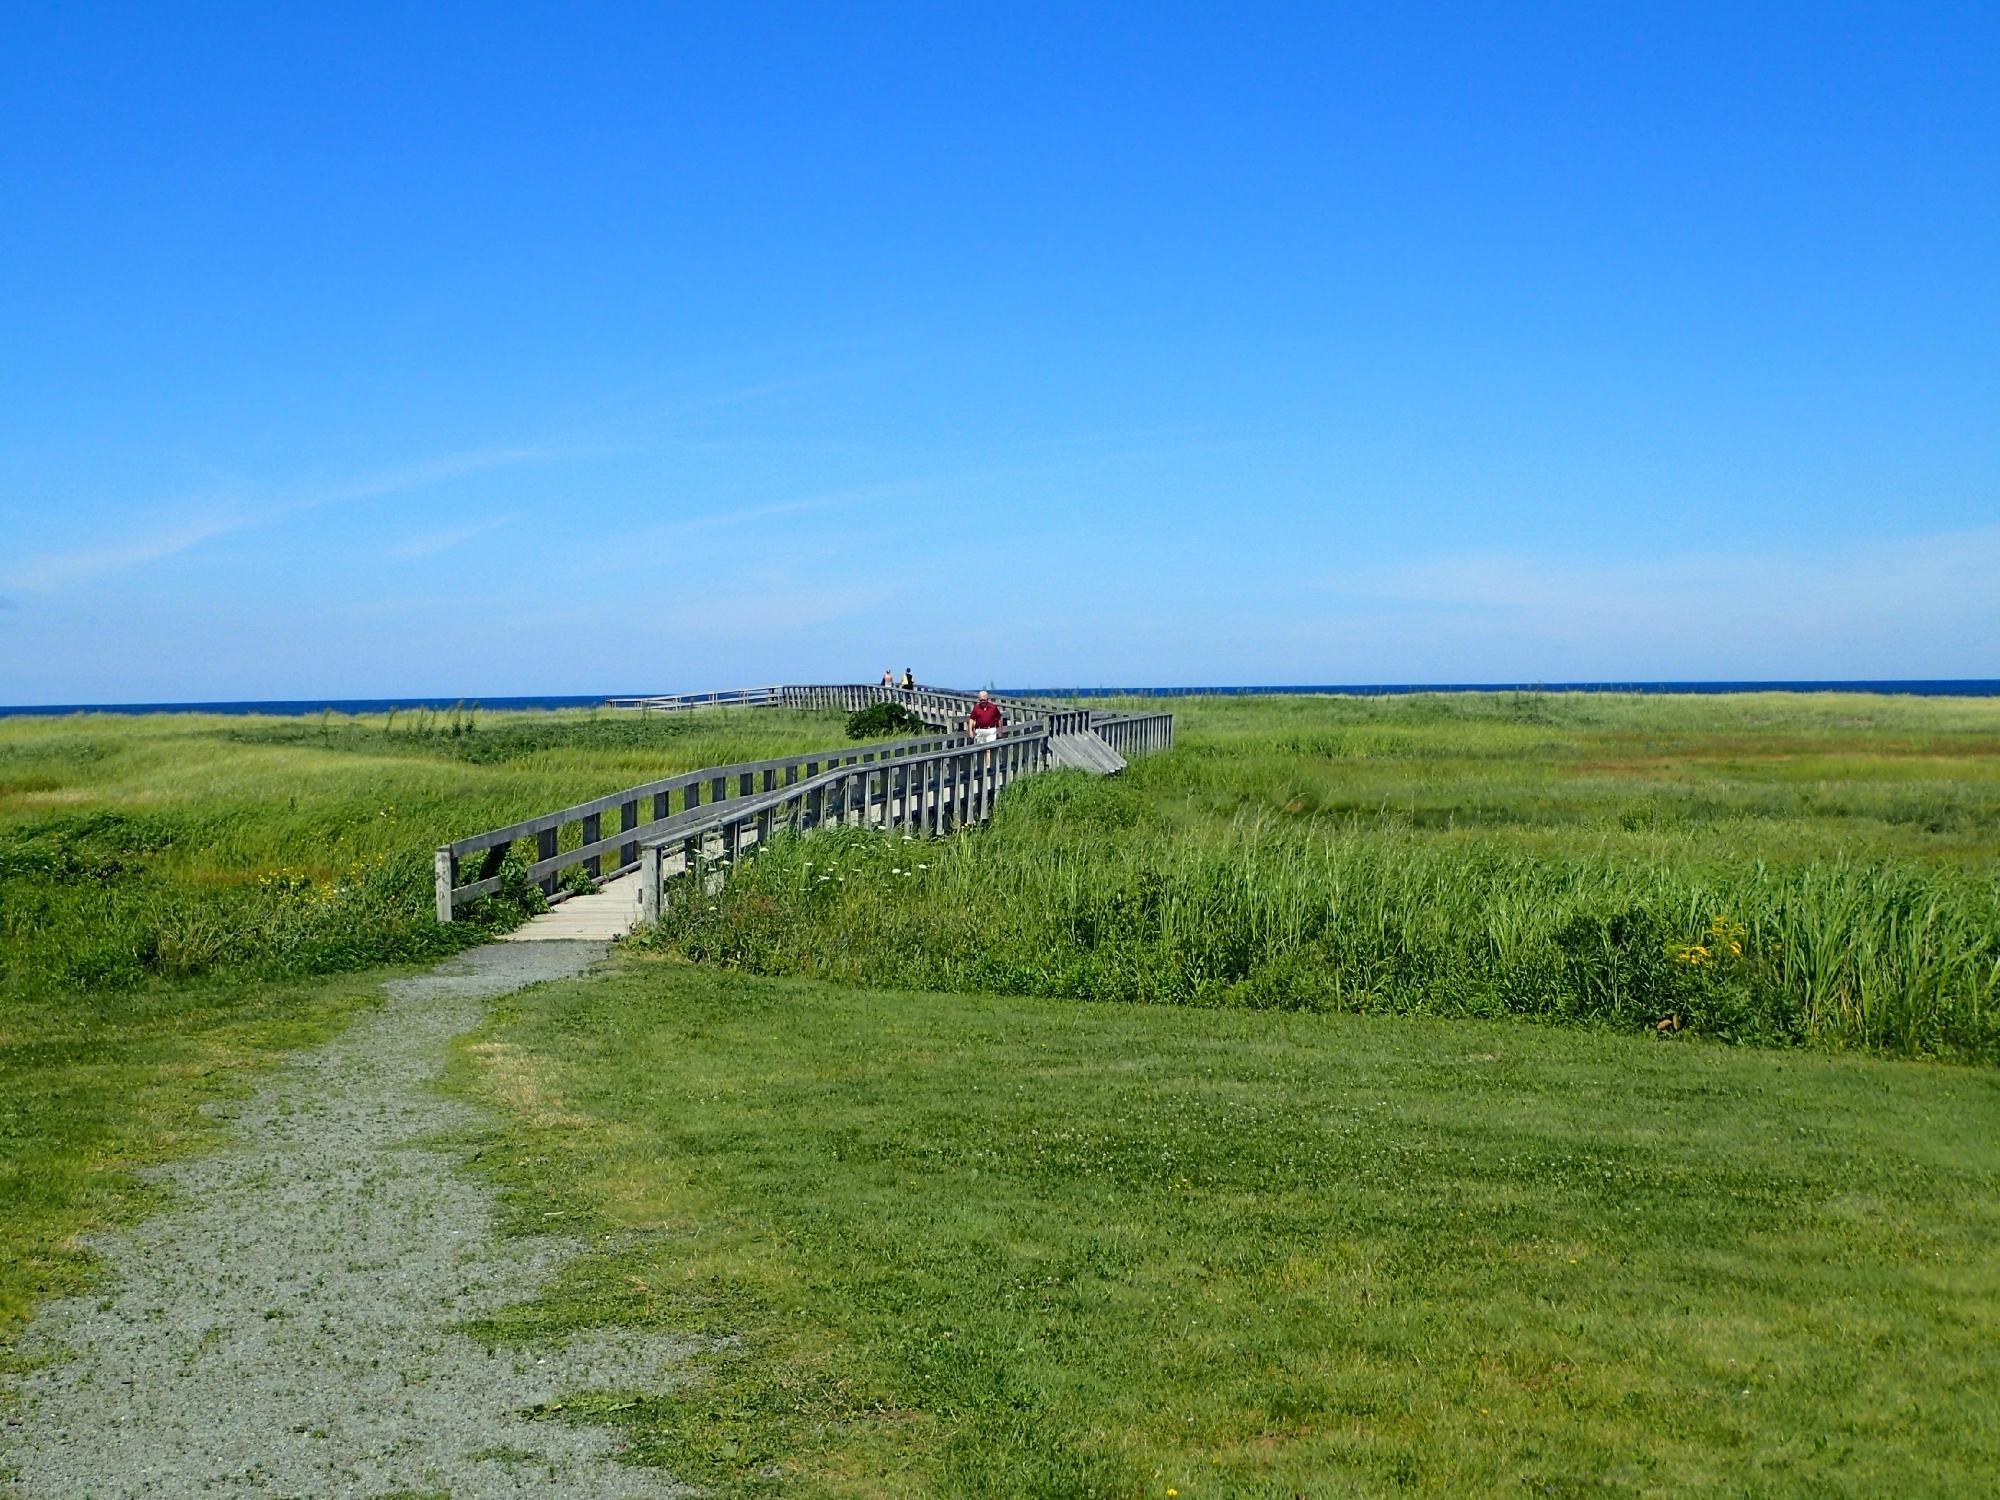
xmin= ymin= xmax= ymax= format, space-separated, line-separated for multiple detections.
xmin=3 ymin=942 xmax=696 ymax=1499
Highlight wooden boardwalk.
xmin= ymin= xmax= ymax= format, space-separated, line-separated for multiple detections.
xmin=495 ymin=870 xmax=644 ymax=942
xmin=441 ymin=684 xmax=1172 ymax=943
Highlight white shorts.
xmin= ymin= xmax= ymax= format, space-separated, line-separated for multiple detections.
xmin=973 ymin=726 xmax=999 ymax=744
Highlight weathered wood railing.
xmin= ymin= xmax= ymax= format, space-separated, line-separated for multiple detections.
xmin=634 ymin=728 xmax=1048 ymax=922
xmin=607 ymin=681 xmax=1054 ymax=730
xmin=604 ymin=685 xmax=784 ymax=712
xmin=772 ymin=683 xmax=1055 ymax=726
xmin=436 ymin=684 xmax=1173 ymax=926
xmin=432 ymin=724 xmax=1038 ymax=920
xmin=1090 ymin=711 xmax=1174 ymax=757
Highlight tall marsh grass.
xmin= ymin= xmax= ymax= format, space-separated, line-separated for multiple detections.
xmin=644 ymin=697 xmax=2000 ymax=1061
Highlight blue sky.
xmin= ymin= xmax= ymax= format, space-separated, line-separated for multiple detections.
xmin=2 ymin=2 xmax=1995 ymax=702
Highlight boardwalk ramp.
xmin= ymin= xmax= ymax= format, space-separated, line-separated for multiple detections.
xmin=1049 ymin=732 xmax=1126 ymax=774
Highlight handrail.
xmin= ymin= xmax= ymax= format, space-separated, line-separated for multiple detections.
xmin=633 ymin=726 xmax=1052 ymax=923
xmin=1089 ymin=711 xmax=1174 ymax=758
xmin=433 ymin=720 xmax=1048 ymax=918
xmin=437 ymin=682 xmax=1172 ymax=924
xmin=444 ymin=729 xmax=987 ymax=857
xmin=605 ymin=685 xmax=783 ymax=712
xmin=772 ymin=683 xmax=1055 ymax=728
xmin=607 ymin=681 xmax=1056 ymax=727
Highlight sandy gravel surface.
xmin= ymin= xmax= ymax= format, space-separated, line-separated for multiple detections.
xmin=3 ymin=942 xmax=695 ymax=1499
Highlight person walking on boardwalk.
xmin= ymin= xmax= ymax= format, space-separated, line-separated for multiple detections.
xmin=901 ymin=667 xmax=915 ymax=690
xmin=881 ymin=667 xmax=895 ymax=688
xmin=966 ymin=689 xmax=1003 ymax=749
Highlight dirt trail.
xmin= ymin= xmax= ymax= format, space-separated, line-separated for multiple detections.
xmin=3 ymin=942 xmax=694 ymax=1499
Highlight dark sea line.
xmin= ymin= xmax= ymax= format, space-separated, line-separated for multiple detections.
xmin=1004 ymin=679 xmax=2000 ymax=699
xmin=3 ymin=680 xmax=1998 ymax=718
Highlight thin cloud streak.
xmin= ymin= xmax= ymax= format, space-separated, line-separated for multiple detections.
xmin=1344 ymin=523 xmax=2000 ymax=619
xmin=666 ymin=480 xmax=934 ymax=534
xmin=1 ymin=513 xmax=246 ymax=594
xmin=1316 ymin=522 xmax=2000 ymax=677
xmin=390 ymin=514 xmax=517 ymax=559
xmin=584 ymin=477 xmax=966 ymax=583
xmin=618 ymin=457 xmax=1091 ymax=553
xmin=0 ymin=446 xmax=554 ymax=592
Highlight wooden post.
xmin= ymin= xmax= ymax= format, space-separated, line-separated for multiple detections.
xmin=619 ymin=799 xmax=639 ymax=869
xmin=582 ymin=812 xmax=602 ymax=878
xmin=434 ymin=848 xmax=456 ymax=922
xmin=639 ymin=845 xmax=661 ymax=923
xmin=537 ymin=826 xmax=558 ymax=895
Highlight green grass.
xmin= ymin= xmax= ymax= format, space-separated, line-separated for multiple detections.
xmin=451 ymin=959 xmax=2000 ymax=1497
xmin=8 ymin=688 xmax=2000 ymax=1484
xmin=641 ymin=692 xmax=2000 ymax=1061
xmin=0 ymin=704 xmax=855 ymax=994
xmin=0 ymin=703 xmax=853 ymax=1353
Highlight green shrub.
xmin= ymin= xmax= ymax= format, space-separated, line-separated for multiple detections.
xmin=846 ymin=701 xmax=926 ymax=738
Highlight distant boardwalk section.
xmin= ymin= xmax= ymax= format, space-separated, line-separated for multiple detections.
xmin=437 ymin=682 xmax=1173 ymax=941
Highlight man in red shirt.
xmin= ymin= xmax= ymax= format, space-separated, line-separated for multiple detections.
xmin=966 ymin=690 xmax=1003 ymax=745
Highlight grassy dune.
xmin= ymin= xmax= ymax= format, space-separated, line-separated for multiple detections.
xmin=644 ymin=692 xmax=2000 ymax=1060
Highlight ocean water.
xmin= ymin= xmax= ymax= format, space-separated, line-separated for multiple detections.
xmin=1007 ymin=679 xmax=2000 ymax=700
xmin=2 ymin=680 xmax=1997 ymax=718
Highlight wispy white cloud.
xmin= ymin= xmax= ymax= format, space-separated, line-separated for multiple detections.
xmin=645 ymin=578 xmax=889 ymax=637
xmin=666 ymin=479 xmax=934 ymax=534
xmin=1323 ymin=522 xmax=2000 ymax=677
xmin=2 ymin=513 xmax=247 ymax=594
xmin=1346 ymin=523 xmax=2000 ymax=617
xmin=390 ymin=514 xmax=517 ymax=559
xmin=0 ymin=446 xmax=552 ymax=592
xmin=617 ymin=555 xmax=891 ymax=639
xmin=580 ymin=476 xmax=969 ymax=587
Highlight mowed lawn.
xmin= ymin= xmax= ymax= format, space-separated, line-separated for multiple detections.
xmin=453 ymin=961 xmax=2000 ymax=1497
